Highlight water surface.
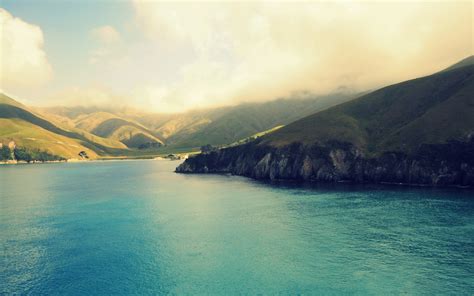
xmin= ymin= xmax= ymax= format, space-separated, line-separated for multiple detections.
xmin=1 ymin=160 xmax=473 ymax=294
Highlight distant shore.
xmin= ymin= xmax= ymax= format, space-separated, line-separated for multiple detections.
xmin=0 ymin=154 xmax=190 ymax=165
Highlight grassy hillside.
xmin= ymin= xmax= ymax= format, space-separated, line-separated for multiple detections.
xmin=0 ymin=118 xmax=99 ymax=159
xmin=262 ymin=57 xmax=474 ymax=154
xmin=44 ymin=92 xmax=355 ymax=150
xmin=0 ymin=94 xmax=133 ymax=159
xmin=129 ymin=93 xmax=352 ymax=149
xmin=226 ymin=125 xmax=283 ymax=147
xmin=40 ymin=108 xmax=164 ymax=149
xmin=90 ymin=117 xmax=163 ymax=148
xmin=74 ymin=111 xmax=119 ymax=132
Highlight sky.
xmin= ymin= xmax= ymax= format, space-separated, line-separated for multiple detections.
xmin=0 ymin=0 xmax=472 ymax=113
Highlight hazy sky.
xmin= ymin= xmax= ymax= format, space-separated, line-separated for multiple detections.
xmin=0 ymin=0 xmax=472 ymax=112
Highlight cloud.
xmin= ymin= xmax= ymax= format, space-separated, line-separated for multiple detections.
xmin=44 ymin=85 xmax=182 ymax=114
xmin=130 ymin=1 xmax=472 ymax=111
xmin=0 ymin=8 xmax=53 ymax=90
xmin=88 ymin=26 xmax=122 ymax=65
xmin=43 ymin=85 xmax=128 ymax=107
xmin=90 ymin=25 xmax=121 ymax=44
xmin=28 ymin=2 xmax=472 ymax=113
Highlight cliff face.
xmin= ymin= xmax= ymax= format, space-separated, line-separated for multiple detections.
xmin=176 ymin=138 xmax=474 ymax=187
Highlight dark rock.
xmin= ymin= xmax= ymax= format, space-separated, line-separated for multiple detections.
xmin=176 ymin=137 xmax=474 ymax=188
xmin=78 ymin=151 xmax=89 ymax=159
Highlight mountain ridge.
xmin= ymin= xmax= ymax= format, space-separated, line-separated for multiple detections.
xmin=40 ymin=92 xmax=356 ymax=150
xmin=262 ymin=61 xmax=474 ymax=153
xmin=176 ymin=57 xmax=474 ymax=187
xmin=0 ymin=94 xmax=130 ymax=160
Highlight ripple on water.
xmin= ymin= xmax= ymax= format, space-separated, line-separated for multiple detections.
xmin=1 ymin=160 xmax=473 ymax=294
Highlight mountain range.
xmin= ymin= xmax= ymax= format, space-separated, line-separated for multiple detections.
xmin=0 ymin=89 xmax=354 ymax=160
xmin=176 ymin=56 xmax=474 ymax=187
xmin=2 ymin=55 xmax=472 ymax=187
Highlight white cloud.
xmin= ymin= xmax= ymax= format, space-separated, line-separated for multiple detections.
xmin=44 ymin=85 xmax=127 ymax=107
xmin=88 ymin=26 xmax=122 ymax=66
xmin=0 ymin=8 xmax=53 ymax=90
xmin=130 ymin=1 xmax=473 ymax=111
xmin=29 ymin=2 xmax=472 ymax=113
xmin=90 ymin=25 xmax=121 ymax=44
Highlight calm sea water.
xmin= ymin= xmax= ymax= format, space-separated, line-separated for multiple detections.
xmin=1 ymin=160 xmax=473 ymax=295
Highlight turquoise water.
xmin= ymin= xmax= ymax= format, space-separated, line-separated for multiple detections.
xmin=1 ymin=160 xmax=473 ymax=295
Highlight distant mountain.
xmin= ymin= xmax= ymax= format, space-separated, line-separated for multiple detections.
xmin=0 ymin=94 xmax=127 ymax=160
xmin=158 ymin=93 xmax=356 ymax=148
xmin=177 ymin=56 xmax=474 ymax=187
xmin=44 ymin=92 xmax=356 ymax=150
xmin=75 ymin=112 xmax=164 ymax=149
xmin=38 ymin=107 xmax=164 ymax=149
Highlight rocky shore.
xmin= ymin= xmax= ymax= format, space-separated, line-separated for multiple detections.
xmin=176 ymin=138 xmax=474 ymax=187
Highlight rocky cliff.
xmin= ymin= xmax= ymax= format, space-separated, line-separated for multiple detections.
xmin=176 ymin=137 xmax=474 ymax=187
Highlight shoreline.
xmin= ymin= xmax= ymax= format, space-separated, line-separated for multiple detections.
xmin=0 ymin=155 xmax=189 ymax=166
xmin=0 ymin=150 xmax=194 ymax=166
xmin=2 ymin=157 xmax=471 ymax=190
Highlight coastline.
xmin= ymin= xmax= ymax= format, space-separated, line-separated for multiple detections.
xmin=0 ymin=159 xmax=67 ymax=165
xmin=0 ymin=155 xmax=188 ymax=166
xmin=176 ymin=139 xmax=474 ymax=189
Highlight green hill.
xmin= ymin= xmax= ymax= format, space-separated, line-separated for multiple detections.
xmin=263 ymin=56 xmax=474 ymax=154
xmin=41 ymin=108 xmax=164 ymax=149
xmin=90 ymin=117 xmax=163 ymax=148
xmin=138 ymin=93 xmax=355 ymax=148
xmin=0 ymin=94 xmax=129 ymax=160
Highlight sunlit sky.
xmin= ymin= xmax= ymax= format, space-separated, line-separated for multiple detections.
xmin=0 ymin=0 xmax=472 ymax=112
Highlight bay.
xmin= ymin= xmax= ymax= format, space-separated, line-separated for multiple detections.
xmin=1 ymin=160 xmax=473 ymax=295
